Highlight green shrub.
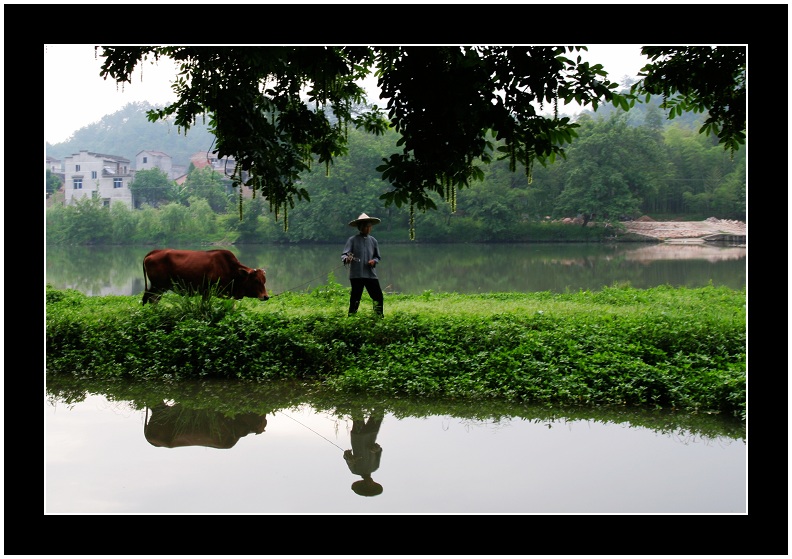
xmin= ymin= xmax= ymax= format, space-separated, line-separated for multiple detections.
xmin=45 ymin=283 xmax=746 ymax=419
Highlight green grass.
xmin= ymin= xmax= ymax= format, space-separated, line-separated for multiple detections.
xmin=45 ymin=281 xmax=746 ymax=419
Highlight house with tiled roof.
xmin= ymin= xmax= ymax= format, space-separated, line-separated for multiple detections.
xmin=57 ymin=148 xmax=254 ymax=207
xmin=174 ymin=151 xmax=222 ymax=185
xmin=174 ymin=151 xmax=254 ymax=199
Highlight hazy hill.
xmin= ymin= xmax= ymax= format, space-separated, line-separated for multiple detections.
xmin=45 ymin=101 xmax=217 ymax=168
xmin=45 ymin=95 xmax=705 ymax=171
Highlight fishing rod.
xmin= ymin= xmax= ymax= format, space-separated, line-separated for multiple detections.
xmin=268 ymin=260 xmax=349 ymax=298
xmin=277 ymin=411 xmax=345 ymax=451
xmin=269 ymin=251 xmax=360 ymax=297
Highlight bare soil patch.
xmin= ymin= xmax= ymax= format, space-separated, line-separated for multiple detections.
xmin=621 ymin=217 xmax=746 ymax=241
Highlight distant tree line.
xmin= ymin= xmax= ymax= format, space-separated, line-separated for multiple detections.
xmin=46 ymin=108 xmax=745 ymax=246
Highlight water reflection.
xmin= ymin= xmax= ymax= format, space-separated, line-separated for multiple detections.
xmin=45 ymin=242 xmax=747 ymax=297
xmin=45 ymin=374 xmax=746 ymax=513
xmin=343 ymin=408 xmax=385 ymax=497
xmin=45 ymin=374 xmax=746 ymax=447
xmin=144 ymin=401 xmax=268 ymax=449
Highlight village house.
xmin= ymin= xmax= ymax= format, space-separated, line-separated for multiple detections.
xmin=135 ymin=149 xmax=187 ymax=181
xmin=175 ymin=151 xmax=254 ymax=199
xmin=46 ymin=156 xmax=66 ymax=206
xmin=46 ymin=155 xmax=63 ymax=174
xmin=62 ymin=150 xmax=133 ymax=208
xmin=54 ymin=149 xmax=253 ymax=208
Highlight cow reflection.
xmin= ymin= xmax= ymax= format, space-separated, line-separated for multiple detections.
xmin=144 ymin=401 xmax=267 ymax=449
xmin=343 ymin=409 xmax=384 ymax=497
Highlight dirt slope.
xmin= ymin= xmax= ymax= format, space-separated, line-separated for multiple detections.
xmin=622 ymin=217 xmax=746 ymax=241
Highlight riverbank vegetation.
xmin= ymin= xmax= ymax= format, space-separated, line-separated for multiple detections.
xmin=46 ymin=281 xmax=746 ymax=420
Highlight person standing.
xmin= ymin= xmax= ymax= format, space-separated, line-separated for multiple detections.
xmin=341 ymin=213 xmax=384 ymax=317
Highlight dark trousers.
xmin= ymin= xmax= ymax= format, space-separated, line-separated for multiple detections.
xmin=349 ymin=278 xmax=384 ymax=316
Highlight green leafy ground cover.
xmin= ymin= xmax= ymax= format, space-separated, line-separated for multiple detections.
xmin=45 ymin=281 xmax=746 ymax=419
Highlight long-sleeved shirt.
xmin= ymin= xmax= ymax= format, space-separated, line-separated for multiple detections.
xmin=344 ymin=417 xmax=383 ymax=476
xmin=342 ymin=233 xmax=381 ymax=279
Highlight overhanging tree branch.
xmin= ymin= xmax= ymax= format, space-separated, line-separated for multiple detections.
xmin=97 ymin=45 xmax=745 ymax=237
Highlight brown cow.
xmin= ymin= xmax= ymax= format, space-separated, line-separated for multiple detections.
xmin=142 ymin=248 xmax=269 ymax=305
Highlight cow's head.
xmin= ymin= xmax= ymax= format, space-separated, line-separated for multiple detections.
xmin=237 ymin=267 xmax=269 ymax=301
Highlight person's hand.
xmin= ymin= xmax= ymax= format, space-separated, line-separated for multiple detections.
xmin=368 ymin=260 xmax=376 ymax=267
xmin=343 ymin=255 xmax=351 ymax=264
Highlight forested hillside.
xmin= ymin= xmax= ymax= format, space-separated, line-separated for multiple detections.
xmin=45 ymin=101 xmax=216 ymax=167
xmin=45 ymin=94 xmax=705 ymax=171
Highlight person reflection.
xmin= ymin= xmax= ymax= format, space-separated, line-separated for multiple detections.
xmin=144 ymin=401 xmax=267 ymax=449
xmin=343 ymin=409 xmax=384 ymax=497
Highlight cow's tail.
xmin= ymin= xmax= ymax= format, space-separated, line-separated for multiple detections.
xmin=142 ymin=249 xmax=162 ymax=293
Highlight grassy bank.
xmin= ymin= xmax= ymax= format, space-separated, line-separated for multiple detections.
xmin=45 ymin=281 xmax=746 ymax=419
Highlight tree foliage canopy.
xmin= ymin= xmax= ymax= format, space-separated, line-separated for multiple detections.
xmin=98 ymin=45 xmax=745 ymax=233
xmin=129 ymin=167 xmax=173 ymax=208
xmin=631 ymin=46 xmax=746 ymax=155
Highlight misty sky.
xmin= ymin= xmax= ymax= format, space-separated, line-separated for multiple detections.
xmin=44 ymin=45 xmax=650 ymax=145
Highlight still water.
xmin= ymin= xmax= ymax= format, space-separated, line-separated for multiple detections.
xmin=45 ymin=242 xmax=747 ymax=514
xmin=44 ymin=241 xmax=747 ymax=297
xmin=45 ymin=394 xmax=746 ymax=514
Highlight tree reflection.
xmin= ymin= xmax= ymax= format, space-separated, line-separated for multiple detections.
xmin=44 ymin=374 xmax=746 ymax=442
xmin=45 ymin=243 xmax=747 ymax=298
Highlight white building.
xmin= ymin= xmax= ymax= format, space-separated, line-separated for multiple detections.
xmin=136 ymin=150 xmax=172 ymax=174
xmin=46 ymin=155 xmax=63 ymax=174
xmin=62 ymin=150 xmax=133 ymax=208
xmin=135 ymin=149 xmax=187 ymax=180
